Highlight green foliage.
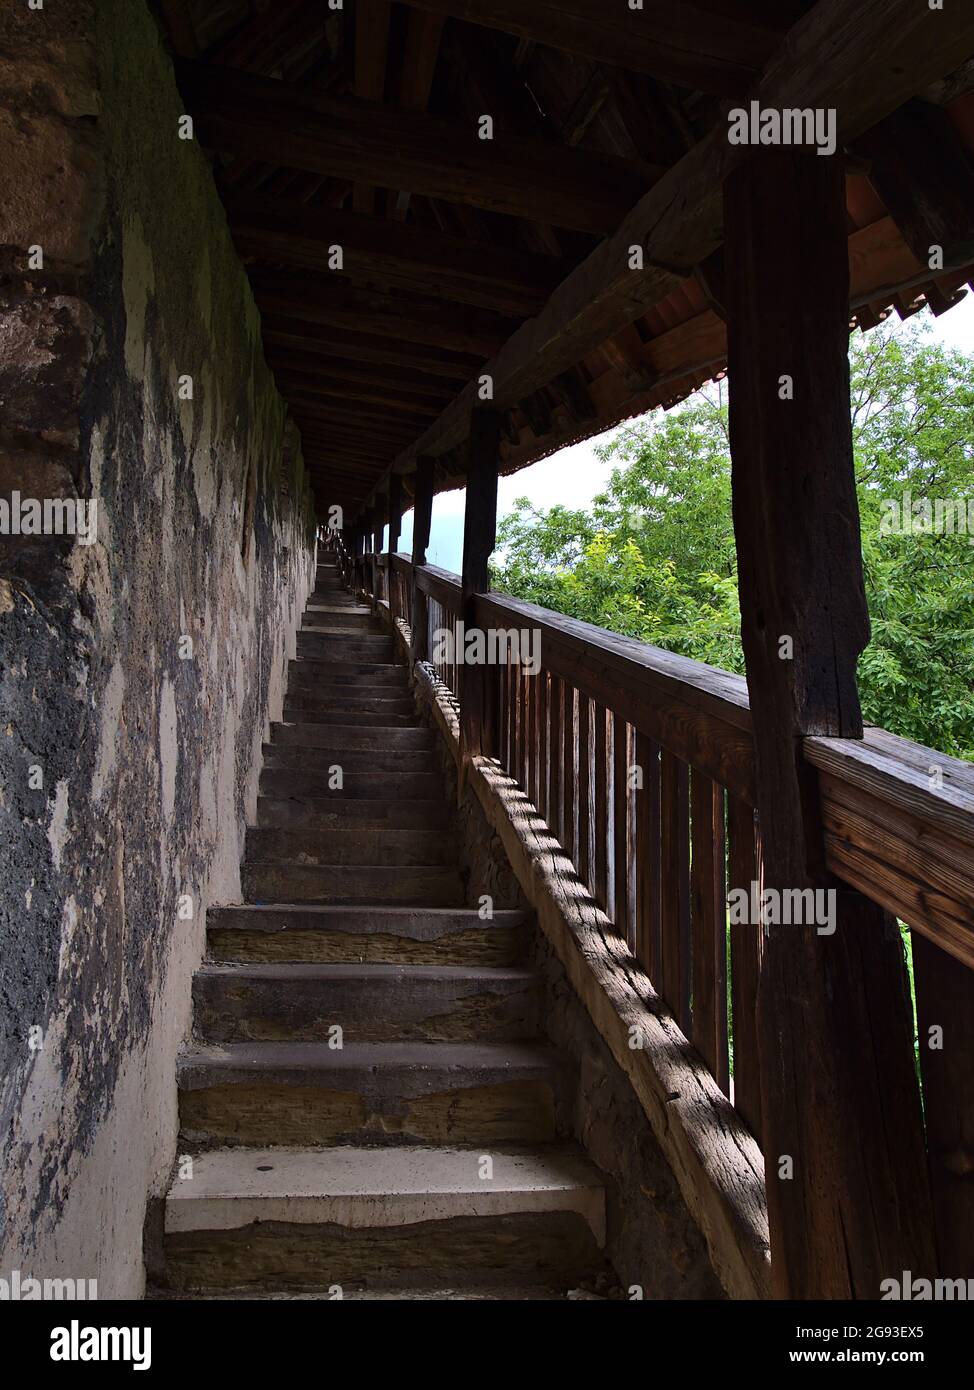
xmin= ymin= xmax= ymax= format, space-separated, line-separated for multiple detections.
xmin=491 ymin=321 xmax=974 ymax=759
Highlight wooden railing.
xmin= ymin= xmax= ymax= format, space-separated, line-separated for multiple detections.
xmin=334 ymin=538 xmax=974 ymax=1274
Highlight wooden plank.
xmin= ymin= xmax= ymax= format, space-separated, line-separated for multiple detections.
xmin=635 ymin=732 xmax=662 ymax=985
xmin=691 ymin=769 xmax=728 ymax=1092
xmin=725 ymin=144 xmax=936 ymax=1299
xmin=157 ymin=0 xmax=200 ymax=57
xmin=225 ymin=191 xmax=563 ymax=316
xmin=266 ymin=350 xmax=456 ymax=402
xmin=207 ymin=0 xmax=314 ymax=70
xmin=577 ymin=694 xmax=591 ymax=890
xmin=562 ymin=683 xmax=575 ymax=865
xmin=394 ymin=0 xmax=974 ymax=469
xmin=459 ymin=411 xmax=501 ymax=768
xmin=392 ymin=8 xmax=446 ymax=218
xmin=537 ymin=670 xmax=550 ymax=825
xmin=855 ymin=98 xmax=974 ymax=272
xmin=727 ymin=795 xmax=761 ymax=1137
xmin=399 ymin=0 xmax=788 ymax=94
xmin=387 ymin=471 xmax=402 ymax=558
xmin=912 ymin=933 xmax=974 ymax=1278
xmin=613 ymin=715 xmax=630 ymax=940
xmin=660 ymin=749 xmax=690 ymax=1030
xmin=250 ymin=273 xmax=513 ymax=356
xmin=549 ymin=674 xmax=563 ymax=845
xmin=593 ymin=703 xmax=609 ymax=912
xmin=807 ymin=727 xmax=974 ymax=848
xmin=176 ymin=58 xmax=659 ymax=234
xmin=282 ymin=381 xmax=441 ymax=417
xmin=817 ymin=770 xmax=974 ymax=965
xmin=354 ymin=0 xmax=392 ymax=209
xmin=410 ymin=458 xmax=434 ymax=666
xmin=262 ymin=320 xmax=479 ymax=381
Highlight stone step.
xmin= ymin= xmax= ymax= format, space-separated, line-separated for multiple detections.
xmin=270 ymin=723 xmax=430 ymax=750
xmin=262 ymin=745 xmax=435 ymax=774
xmin=152 ymin=1282 xmax=574 ymax=1300
xmin=301 ymin=612 xmax=377 ymax=630
xmin=177 ymin=1040 xmax=567 ymax=1147
xmin=255 ymin=797 xmax=451 ymax=833
xmin=162 ymin=1144 xmax=605 ymax=1291
xmin=206 ymin=904 xmax=528 ymax=965
xmin=282 ymin=706 xmax=418 ymax=728
xmin=297 ymin=632 xmax=394 ymax=654
xmin=284 ymin=690 xmax=414 ymax=714
xmin=286 ymin=660 xmax=407 ymax=686
xmin=259 ymin=768 xmax=445 ymax=800
xmin=244 ymin=826 xmax=459 ymax=868
xmin=192 ymin=962 xmax=538 ymax=1043
xmin=300 ymin=619 xmax=387 ymax=637
xmin=242 ymin=861 xmax=465 ymax=905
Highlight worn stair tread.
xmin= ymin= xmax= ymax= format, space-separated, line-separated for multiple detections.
xmin=195 ymin=961 xmax=537 ymax=984
xmin=281 ymin=711 xmax=420 ymax=728
xmin=178 ymin=1039 xmax=566 ymax=1089
xmin=254 ymin=799 xmax=451 ymax=830
xmin=151 ymin=1282 xmax=573 ymax=1300
xmin=205 ymin=904 xmax=529 ymax=963
xmin=271 ymin=723 xmax=429 ymax=746
xmin=208 ymin=905 xmax=530 ymax=933
xmin=244 ymin=826 xmax=458 ymax=867
xmin=164 ymin=1143 xmax=605 ymax=1242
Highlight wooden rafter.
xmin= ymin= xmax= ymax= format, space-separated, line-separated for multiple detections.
xmin=247 ymin=273 xmax=513 ymax=356
xmin=396 ymin=0 xmax=793 ymax=95
xmin=353 ymin=0 xmax=391 ymax=212
xmin=390 ymin=0 xmax=974 ymax=475
xmin=175 ymin=59 xmax=660 ymax=233
xmin=225 ymin=190 xmax=564 ymax=314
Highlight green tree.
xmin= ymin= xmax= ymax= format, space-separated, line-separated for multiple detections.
xmin=491 ymin=321 xmax=974 ymax=758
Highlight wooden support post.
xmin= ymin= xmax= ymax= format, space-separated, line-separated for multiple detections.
xmin=912 ymin=932 xmax=974 ymax=1277
xmin=387 ymin=472 xmax=403 ymax=558
xmin=410 ymin=457 xmax=434 ymax=667
xmin=370 ymin=503 xmax=383 ymax=613
xmin=725 ymin=146 xmax=936 ymax=1298
xmin=459 ymin=409 xmax=500 ymax=778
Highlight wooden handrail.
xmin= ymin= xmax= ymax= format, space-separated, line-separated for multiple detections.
xmin=475 ymin=588 xmax=754 ymax=804
xmin=382 ymin=558 xmax=974 ymax=971
xmin=415 ymin=561 xmax=463 ymax=610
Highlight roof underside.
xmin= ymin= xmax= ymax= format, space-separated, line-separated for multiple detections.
xmin=158 ymin=0 xmax=974 ymax=518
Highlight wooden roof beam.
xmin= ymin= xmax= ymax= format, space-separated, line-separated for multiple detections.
xmin=226 ymin=190 xmax=563 ymax=315
xmin=205 ymin=0 xmax=319 ymax=71
xmin=175 ymin=59 xmax=660 ymax=234
xmin=391 ymin=7 xmax=446 ymax=219
xmin=261 ymin=320 xmax=480 ymax=380
xmin=265 ymin=349 xmax=458 ymax=400
xmin=392 ymin=0 xmax=974 ymax=473
xmin=397 ymin=0 xmax=795 ymax=95
xmin=248 ymin=272 xmax=513 ymax=356
xmin=855 ymin=98 xmax=974 ymax=272
xmin=353 ymin=0 xmax=392 ymax=213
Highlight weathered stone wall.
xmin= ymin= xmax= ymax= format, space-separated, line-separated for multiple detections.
xmin=0 ymin=0 xmax=316 ymax=1294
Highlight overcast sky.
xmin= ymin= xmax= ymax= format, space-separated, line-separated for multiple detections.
xmin=394 ymin=296 xmax=974 ymax=574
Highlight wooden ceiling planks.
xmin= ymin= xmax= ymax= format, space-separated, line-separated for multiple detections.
xmin=161 ymin=1 xmax=974 ymax=514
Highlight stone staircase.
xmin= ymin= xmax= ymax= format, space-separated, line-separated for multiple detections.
xmin=159 ymin=555 xmax=609 ymax=1299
